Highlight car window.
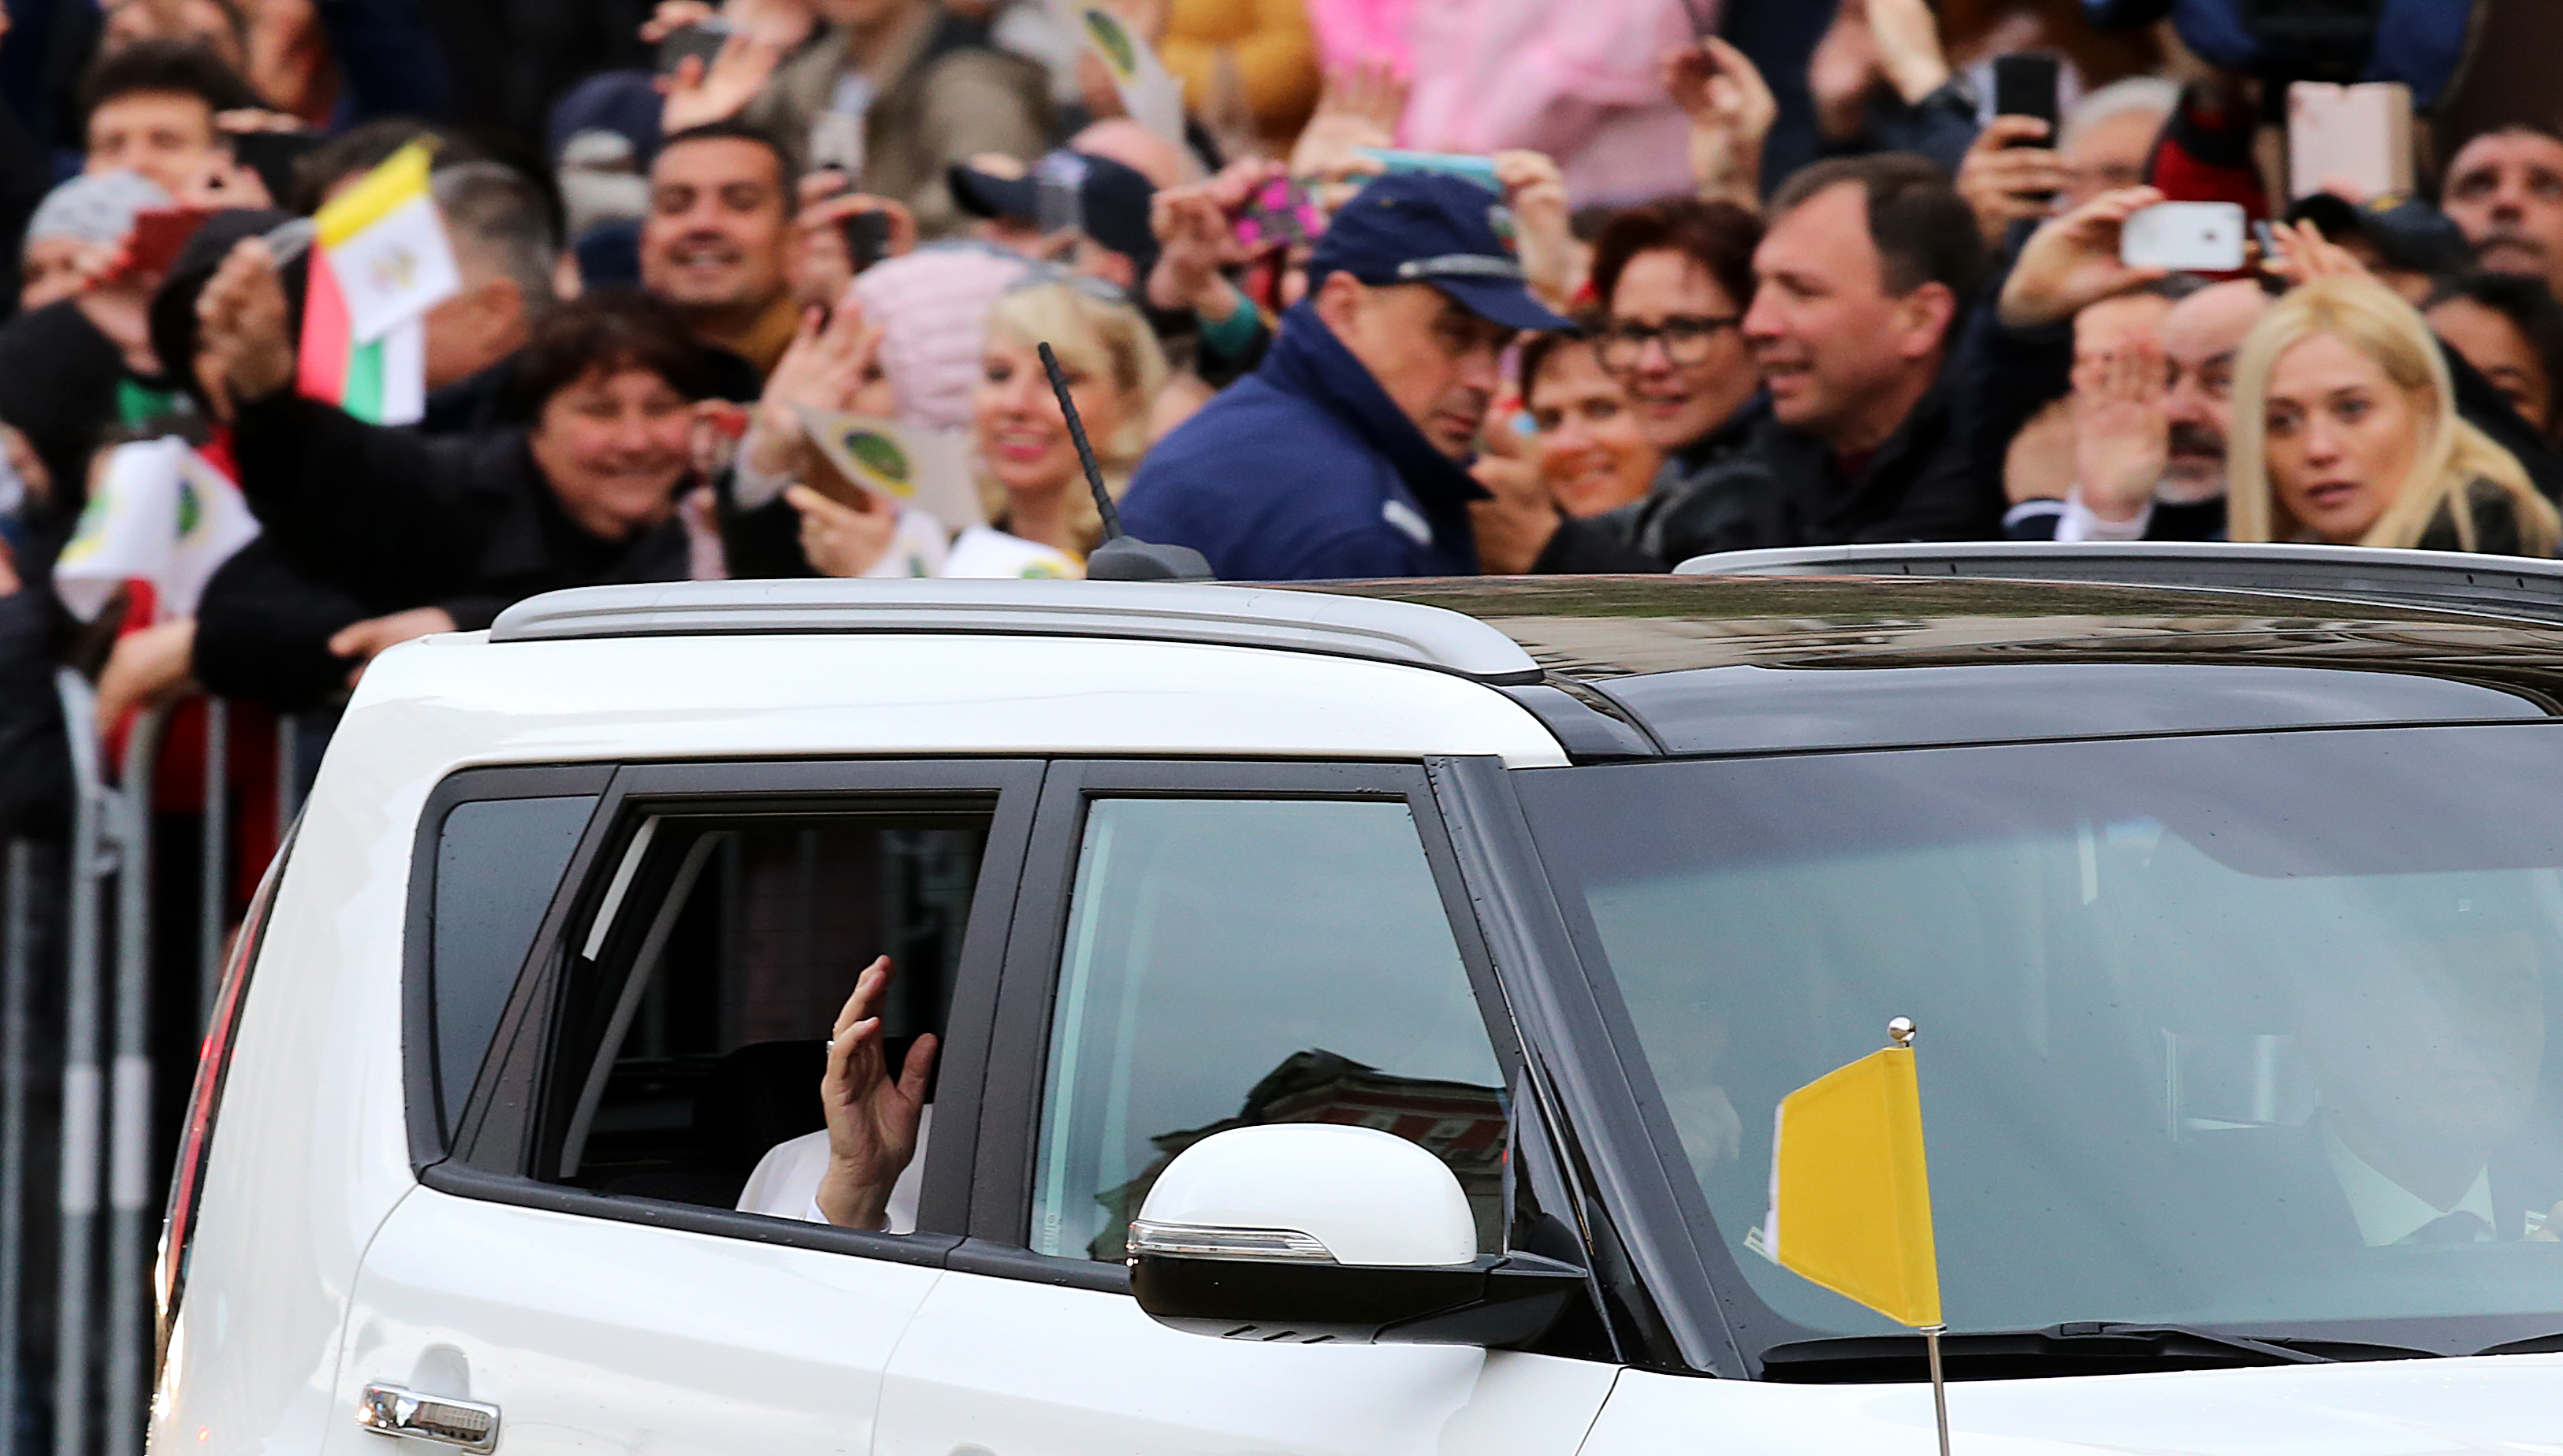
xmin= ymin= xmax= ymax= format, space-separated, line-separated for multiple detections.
xmin=433 ymin=794 xmax=597 ymax=1135
xmin=1029 ymin=797 xmax=1505 ymax=1263
xmin=536 ymin=810 xmax=989 ymax=1226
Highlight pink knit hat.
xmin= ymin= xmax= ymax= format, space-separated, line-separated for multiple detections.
xmin=847 ymin=243 xmax=1034 ymax=432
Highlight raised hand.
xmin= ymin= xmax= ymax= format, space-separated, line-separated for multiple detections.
xmin=1665 ymin=35 xmax=1776 ymax=211
xmin=1955 ymin=116 xmax=2069 ymax=248
xmin=659 ymin=28 xmax=786 ymax=134
xmin=743 ymin=303 xmax=882 ymax=482
xmin=1997 ymin=186 xmax=2169 ymax=329
xmin=814 ymin=956 xmax=937 ymax=1230
xmin=1493 ymin=149 xmax=1582 ymax=308
xmin=2072 ymin=337 xmax=2171 ymax=526
xmin=785 ymin=483 xmax=899 ymax=578
xmin=194 ymin=237 xmax=296 ymax=418
xmin=1291 ymin=58 xmax=1406 ymax=184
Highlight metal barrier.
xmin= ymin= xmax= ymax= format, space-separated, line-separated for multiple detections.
xmin=8 ymin=678 xmax=312 ymax=1456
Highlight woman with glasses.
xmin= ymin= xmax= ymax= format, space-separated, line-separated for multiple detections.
xmin=1509 ymin=198 xmax=1765 ymax=572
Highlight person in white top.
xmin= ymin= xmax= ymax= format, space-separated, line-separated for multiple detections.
xmin=735 ymin=955 xmax=938 ymax=1231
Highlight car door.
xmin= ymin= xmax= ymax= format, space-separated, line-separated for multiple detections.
xmin=321 ymin=759 xmax=1041 ymax=1456
xmin=876 ymin=761 xmax=1622 ymax=1456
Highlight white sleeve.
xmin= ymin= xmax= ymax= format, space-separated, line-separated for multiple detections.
xmin=736 ymin=1130 xmax=831 ymax=1222
xmin=2056 ymin=487 xmax=2153 ymax=543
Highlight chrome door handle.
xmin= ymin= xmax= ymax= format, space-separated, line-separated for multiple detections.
xmin=356 ymin=1384 xmax=500 ymax=1453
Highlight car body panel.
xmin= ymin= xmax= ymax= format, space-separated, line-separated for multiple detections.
xmin=878 ymin=1271 xmax=1621 ymax=1456
xmin=1583 ymin=1356 xmax=2563 ymax=1456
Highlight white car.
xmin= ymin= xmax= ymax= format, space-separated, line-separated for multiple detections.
xmin=160 ymin=559 xmax=2563 ymax=1456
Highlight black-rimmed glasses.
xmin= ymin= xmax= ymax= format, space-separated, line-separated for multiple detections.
xmin=1594 ymin=314 xmax=1741 ymax=370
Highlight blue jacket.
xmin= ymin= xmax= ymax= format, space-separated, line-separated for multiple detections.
xmin=1120 ymin=302 xmax=1486 ymax=581
xmin=2081 ymin=0 xmax=2477 ymax=107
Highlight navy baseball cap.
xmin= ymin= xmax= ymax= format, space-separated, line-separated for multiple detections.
xmin=1307 ymin=172 xmax=1574 ymax=332
xmin=950 ymin=150 xmax=1158 ymax=281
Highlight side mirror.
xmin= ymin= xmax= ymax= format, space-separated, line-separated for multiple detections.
xmin=1126 ymin=1124 xmax=1585 ymax=1347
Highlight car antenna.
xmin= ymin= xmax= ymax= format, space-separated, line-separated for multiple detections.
xmin=1038 ymin=340 xmax=1211 ymax=582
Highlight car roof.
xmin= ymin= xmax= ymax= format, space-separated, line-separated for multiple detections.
xmin=1320 ymin=572 xmax=2563 ymax=758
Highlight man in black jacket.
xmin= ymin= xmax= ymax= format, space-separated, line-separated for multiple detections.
xmin=1514 ymin=154 xmax=2001 ymax=572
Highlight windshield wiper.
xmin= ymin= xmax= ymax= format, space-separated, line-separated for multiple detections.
xmin=2476 ymin=1330 xmax=2563 ymax=1357
xmin=1760 ymin=1322 xmax=2438 ymax=1382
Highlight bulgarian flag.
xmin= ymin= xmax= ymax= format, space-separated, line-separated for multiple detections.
xmin=296 ymin=142 xmax=459 ymax=425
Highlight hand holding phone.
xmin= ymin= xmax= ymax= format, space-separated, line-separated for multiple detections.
xmin=2120 ymin=202 xmax=2247 ymax=273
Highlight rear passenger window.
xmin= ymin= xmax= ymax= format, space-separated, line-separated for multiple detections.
xmin=537 ymin=811 xmax=989 ymax=1224
xmin=432 ymin=795 xmax=597 ymax=1135
xmin=1029 ymin=797 xmax=1506 ymax=1262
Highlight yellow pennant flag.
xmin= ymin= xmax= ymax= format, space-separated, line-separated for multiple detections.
xmin=1754 ymin=1037 xmax=1941 ymax=1328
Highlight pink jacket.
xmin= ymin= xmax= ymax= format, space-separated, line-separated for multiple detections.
xmin=1398 ymin=0 xmax=1704 ymax=208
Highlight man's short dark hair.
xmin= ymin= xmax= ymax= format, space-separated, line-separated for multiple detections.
xmin=1769 ymin=153 xmax=1988 ymax=303
xmin=507 ymin=288 xmax=731 ymax=414
xmin=655 ymin=120 xmax=795 ymax=198
xmin=1589 ymin=198 xmax=1761 ymax=318
xmin=79 ymin=39 xmax=262 ymax=128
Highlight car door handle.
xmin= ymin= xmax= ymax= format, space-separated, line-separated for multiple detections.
xmin=355 ymin=1384 xmax=500 ymax=1453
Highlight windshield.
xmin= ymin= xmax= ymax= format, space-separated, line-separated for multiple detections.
xmin=1516 ymin=723 xmax=2563 ymax=1356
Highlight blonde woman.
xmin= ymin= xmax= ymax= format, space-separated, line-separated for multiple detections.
xmin=969 ymin=273 xmax=1170 ymax=562
xmin=788 ymin=273 xmax=1170 ymax=578
xmin=2228 ymin=275 xmax=2561 ymax=556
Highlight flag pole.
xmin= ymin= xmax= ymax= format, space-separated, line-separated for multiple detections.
xmin=1887 ymin=1016 xmax=1952 ymax=1456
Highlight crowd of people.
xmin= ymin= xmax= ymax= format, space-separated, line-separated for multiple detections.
xmin=0 ymin=0 xmax=2552 ymax=805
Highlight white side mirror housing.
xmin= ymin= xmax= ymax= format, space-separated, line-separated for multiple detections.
xmin=1132 ymin=1123 xmax=1476 ymax=1268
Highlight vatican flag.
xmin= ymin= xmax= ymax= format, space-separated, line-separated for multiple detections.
xmin=311 ymin=140 xmax=458 ymax=345
xmin=1752 ymin=1029 xmax=1941 ymax=1329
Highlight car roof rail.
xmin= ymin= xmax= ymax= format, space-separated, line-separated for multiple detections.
xmin=485 ymin=578 xmax=1545 ymax=684
xmin=1675 ymin=540 xmax=2563 ymax=622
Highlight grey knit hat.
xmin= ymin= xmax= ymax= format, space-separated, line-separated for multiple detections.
xmin=24 ymin=170 xmax=172 ymax=254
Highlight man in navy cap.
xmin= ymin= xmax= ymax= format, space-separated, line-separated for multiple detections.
xmin=1118 ymin=171 xmax=1573 ymax=580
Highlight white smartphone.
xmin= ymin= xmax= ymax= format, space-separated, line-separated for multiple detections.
xmin=2121 ymin=202 xmax=2248 ymax=272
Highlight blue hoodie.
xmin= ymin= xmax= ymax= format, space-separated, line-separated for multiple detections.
xmin=1119 ymin=301 xmax=1486 ymax=581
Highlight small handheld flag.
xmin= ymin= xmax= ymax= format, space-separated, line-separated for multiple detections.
xmin=1756 ymin=1016 xmax=1951 ymax=1456
xmin=296 ymin=142 xmax=458 ymax=425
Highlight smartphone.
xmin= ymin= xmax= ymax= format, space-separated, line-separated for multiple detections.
xmin=2286 ymin=80 xmax=2412 ymax=200
xmin=1991 ymin=53 xmax=2062 ymax=140
xmin=656 ymin=20 xmax=728 ymax=76
xmin=1350 ymin=147 xmax=1501 ymax=191
xmin=2122 ymin=201 xmax=2248 ymax=272
xmin=1233 ymin=177 xmax=1322 ymax=251
xmin=122 ymin=207 xmax=214 ymax=278
xmin=227 ymin=127 xmax=319 ymax=202
xmin=842 ymin=210 xmax=891 ymax=273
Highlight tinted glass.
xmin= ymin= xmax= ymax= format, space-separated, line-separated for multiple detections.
xmin=1518 ymin=725 xmax=2563 ymax=1354
xmin=552 ymin=814 xmax=987 ymax=1221
xmin=1030 ymin=797 xmax=1503 ymax=1262
xmin=433 ymin=795 xmax=594 ymax=1131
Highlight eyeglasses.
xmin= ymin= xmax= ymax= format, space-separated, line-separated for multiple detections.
xmin=1594 ymin=314 xmax=1741 ymax=370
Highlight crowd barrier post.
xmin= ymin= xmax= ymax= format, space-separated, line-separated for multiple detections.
xmin=100 ymin=702 xmax=166 ymax=1456
xmin=1 ymin=839 xmax=34 ymax=1456
xmin=49 ymin=672 xmax=108 ymax=1456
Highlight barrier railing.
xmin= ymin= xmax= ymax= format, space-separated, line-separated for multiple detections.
xmin=4 ymin=678 xmax=311 ymax=1456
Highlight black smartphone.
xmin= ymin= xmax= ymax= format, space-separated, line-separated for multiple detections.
xmin=1991 ymin=52 xmax=2063 ymax=139
xmin=842 ymin=210 xmax=891 ymax=273
xmin=228 ymin=128 xmax=319 ymax=203
xmin=656 ymin=21 xmax=728 ymax=76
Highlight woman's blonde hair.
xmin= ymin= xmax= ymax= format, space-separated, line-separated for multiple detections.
xmin=979 ymin=278 xmax=1169 ymax=548
xmin=2227 ymin=275 xmax=2559 ymax=555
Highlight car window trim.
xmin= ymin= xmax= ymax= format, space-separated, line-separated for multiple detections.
xmin=415 ymin=756 xmax=1045 ymax=1260
xmin=1425 ymin=754 xmax=1745 ymax=1376
xmin=406 ymin=765 xmax=617 ymax=1167
xmin=965 ymin=759 xmax=1529 ymax=1266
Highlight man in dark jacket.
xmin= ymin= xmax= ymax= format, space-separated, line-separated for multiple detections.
xmin=1119 ymin=173 xmax=1575 ymax=581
